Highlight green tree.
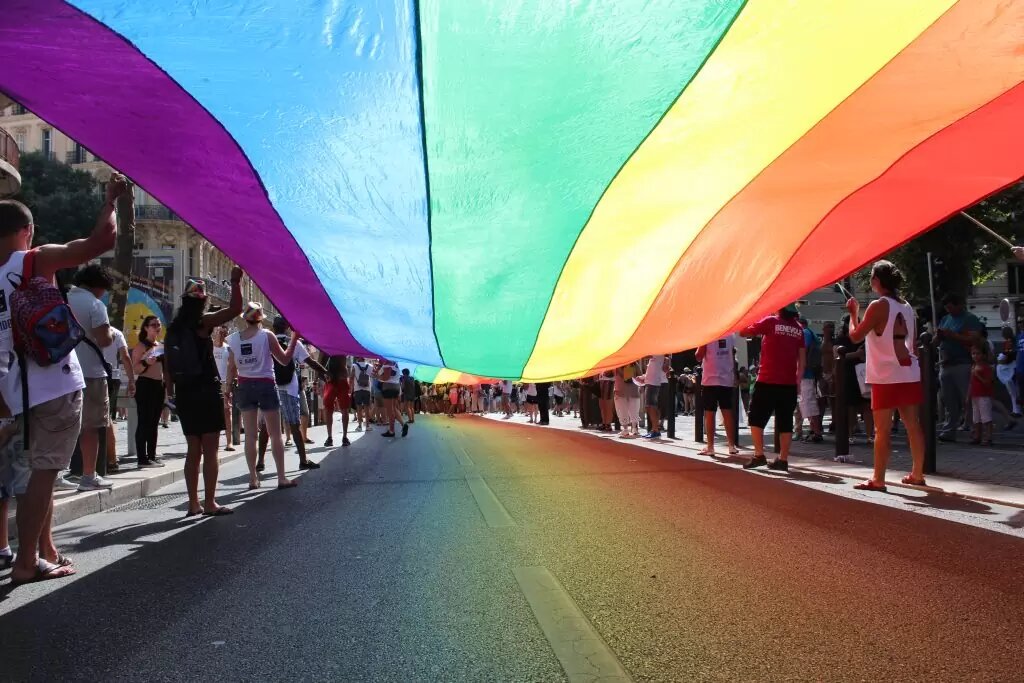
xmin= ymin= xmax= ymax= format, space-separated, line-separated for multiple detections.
xmin=856 ymin=181 xmax=1024 ymax=312
xmin=14 ymin=150 xmax=102 ymax=245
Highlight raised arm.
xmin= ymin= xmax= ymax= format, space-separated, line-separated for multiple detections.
xmin=201 ymin=266 xmax=244 ymax=331
xmin=34 ymin=175 xmax=129 ymax=279
xmin=268 ymin=330 xmax=299 ymax=365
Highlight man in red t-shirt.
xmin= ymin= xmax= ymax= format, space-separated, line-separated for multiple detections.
xmin=739 ymin=304 xmax=806 ymax=471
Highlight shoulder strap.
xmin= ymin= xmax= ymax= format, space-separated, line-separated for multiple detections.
xmin=20 ymin=249 xmax=36 ymax=287
xmin=81 ymin=338 xmax=113 ymax=378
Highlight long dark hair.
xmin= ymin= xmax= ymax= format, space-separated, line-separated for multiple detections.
xmin=169 ymin=297 xmax=206 ymax=336
xmin=138 ymin=315 xmax=160 ymax=348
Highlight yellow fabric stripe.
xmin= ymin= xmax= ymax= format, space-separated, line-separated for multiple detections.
xmin=521 ymin=0 xmax=955 ymax=382
xmin=434 ymin=368 xmax=463 ymax=384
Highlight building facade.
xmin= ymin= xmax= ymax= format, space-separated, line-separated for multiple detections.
xmin=0 ymin=100 xmax=278 ymax=340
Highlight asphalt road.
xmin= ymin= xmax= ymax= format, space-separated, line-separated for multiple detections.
xmin=2 ymin=415 xmax=1023 ymax=682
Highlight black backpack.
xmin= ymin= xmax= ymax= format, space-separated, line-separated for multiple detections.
xmin=355 ymin=362 xmax=370 ymax=388
xmin=165 ymin=326 xmax=203 ymax=387
xmin=274 ymin=333 xmax=296 ymax=387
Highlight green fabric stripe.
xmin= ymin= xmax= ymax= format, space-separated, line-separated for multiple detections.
xmin=413 ymin=366 xmax=441 ymax=383
xmin=421 ymin=0 xmax=745 ymax=377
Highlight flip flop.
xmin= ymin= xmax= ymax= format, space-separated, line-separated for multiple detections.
xmin=854 ymin=480 xmax=887 ymax=492
xmin=900 ymin=476 xmax=928 ymax=487
xmin=248 ymin=481 xmax=261 ymax=490
xmin=277 ymin=481 xmax=298 ymax=490
xmin=185 ymin=508 xmax=203 ymax=518
xmin=728 ymin=447 xmax=740 ymax=456
xmin=53 ymin=553 xmax=74 ymax=568
xmin=202 ymin=506 xmax=234 ymax=516
xmin=10 ymin=558 xmax=77 ymax=587
xmin=698 ymin=448 xmax=715 ymax=456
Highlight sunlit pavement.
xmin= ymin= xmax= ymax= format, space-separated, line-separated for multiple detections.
xmin=2 ymin=414 xmax=1022 ymax=681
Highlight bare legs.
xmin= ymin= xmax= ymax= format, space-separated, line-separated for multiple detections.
xmin=243 ymin=409 xmax=294 ymax=488
xmin=184 ymin=432 xmax=225 ymax=515
xmin=868 ymin=405 xmax=926 ymax=486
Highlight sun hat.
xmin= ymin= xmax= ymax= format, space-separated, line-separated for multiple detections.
xmin=183 ymin=278 xmax=207 ymax=300
xmin=243 ymin=301 xmax=265 ymax=323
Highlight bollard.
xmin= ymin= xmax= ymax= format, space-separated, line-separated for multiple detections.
xmin=231 ymin=389 xmax=241 ymax=446
xmin=919 ymin=332 xmax=937 ymax=474
xmin=126 ymin=397 xmax=137 ymax=457
xmin=693 ymin=370 xmax=704 ymax=443
xmin=833 ymin=347 xmax=850 ymax=457
xmin=667 ymin=373 xmax=677 ymax=439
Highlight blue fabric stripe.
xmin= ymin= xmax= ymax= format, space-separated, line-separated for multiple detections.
xmin=70 ymin=0 xmax=442 ymax=366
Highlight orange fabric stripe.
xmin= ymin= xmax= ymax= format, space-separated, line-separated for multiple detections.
xmin=594 ymin=0 xmax=1024 ymax=371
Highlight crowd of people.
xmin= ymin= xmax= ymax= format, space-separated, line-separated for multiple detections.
xmin=0 ymin=180 xmax=1018 ymax=588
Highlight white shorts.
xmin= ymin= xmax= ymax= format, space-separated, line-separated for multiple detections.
xmin=799 ymin=378 xmax=820 ymax=418
xmin=972 ymin=397 xmax=993 ymax=424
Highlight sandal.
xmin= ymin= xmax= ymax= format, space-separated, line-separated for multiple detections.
xmin=10 ymin=558 xmax=76 ymax=587
xmin=900 ymin=476 xmax=927 ymax=486
xmin=277 ymin=480 xmax=298 ymax=490
xmin=202 ymin=506 xmax=234 ymax=516
xmin=728 ymin=446 xmax=740 ymax=456
xmin=698 ymin=448 xmax=715 ymax=456
xmin=854 ymin=480 xmax=887 ymax=492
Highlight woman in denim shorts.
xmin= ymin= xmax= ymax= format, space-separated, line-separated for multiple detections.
xmin=225 ymin=303 xmax=300 ymax=490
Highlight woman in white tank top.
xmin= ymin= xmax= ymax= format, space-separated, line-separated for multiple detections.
xmin=846 ymin=261 xmax=926 ymax=490
xmin=225 ymin=302 xmax=299 ymax=490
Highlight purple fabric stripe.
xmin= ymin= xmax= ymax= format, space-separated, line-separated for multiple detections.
xmin=0 ymin=0 xmax=369 ymax=356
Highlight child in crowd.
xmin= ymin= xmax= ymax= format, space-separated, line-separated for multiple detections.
xmin=969 ymin=343 xmax=994 ymax=446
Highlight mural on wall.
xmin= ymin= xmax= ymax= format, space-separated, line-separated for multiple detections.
xmin=101 ymin=254 xmax=176 ymax=345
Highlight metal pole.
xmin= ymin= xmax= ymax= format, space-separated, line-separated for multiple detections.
xmin=926 ymin=252 xmax=938 ymax=332
xmin=919 ymin=332 xmax=938 ymax=474
xmin=834 ymin=348 xmax=850 ymax=458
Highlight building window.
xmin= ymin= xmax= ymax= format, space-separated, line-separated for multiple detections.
xmin=13 ymin=129 xmax=26 ymax=151
xmin=13 ymin=104 xmax=27 ymax=116
xmin=1008 ymin=263 xmax=1024 ymax=296
xmin=41 ymin=129 xmax=52 ymax=158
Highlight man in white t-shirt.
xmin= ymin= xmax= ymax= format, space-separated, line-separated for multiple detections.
xmin=351 ymin=357 xmax=373 ymax=431
xmin=0 ymin=177 xmax=128 ymax=586
xmin=101 ymin=326 xmax=134 ymax=472
xmin=696 ymin=334 xmax=739 ymax=456
xmin=272 ymin=318 xmax=327 ymax=469
xmin=67 ymin=265 xmax=116 ymax=490
xmin=640 ymin=355 xmax=669 ymax=439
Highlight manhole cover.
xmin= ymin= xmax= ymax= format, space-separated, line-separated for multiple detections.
xmin=105 ymin=493 xmax=188 ymax=513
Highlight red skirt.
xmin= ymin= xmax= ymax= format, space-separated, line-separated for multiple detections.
xmin=871 ymin=381 xmax=923 ymax=411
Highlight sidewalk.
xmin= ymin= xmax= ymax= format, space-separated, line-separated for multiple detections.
xmin=484 ymin=411 xmax=1024 ymax=510
xmin=5 ymin=420 xmax=333 ymax=533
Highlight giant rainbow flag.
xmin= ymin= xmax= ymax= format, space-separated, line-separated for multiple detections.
xmin=2 ymin=1 xmax=1022 ymax=380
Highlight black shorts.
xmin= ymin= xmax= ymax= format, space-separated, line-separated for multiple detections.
xmin=176 ymin=383 xmax=226 ymax=436
xmin=748 ymin=382 xmax=798 ymax=433
xmin=381 ymin=387 xmax=400 ymax=400
xmin=554 ymin=396 xmax=564 ymax=405
xmin=702 ymin=385 xmax=733 ymax=412
xmin=526 ymin=396 xmax=537 ymax=405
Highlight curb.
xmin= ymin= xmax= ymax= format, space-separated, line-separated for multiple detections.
xmin=6 ymin=449 xmax=248 ymax=534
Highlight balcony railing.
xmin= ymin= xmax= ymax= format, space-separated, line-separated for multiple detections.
xmin=0 ymin=128 xmax=19 ymax=169
xmin=135 ymin=205 xmax=181 ymax=221
xmin=65 ymin=148 xmax=89 ymax=164
xmin=189 ymin=276 xmax=232 ymax=303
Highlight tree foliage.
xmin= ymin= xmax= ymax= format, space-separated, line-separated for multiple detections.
xmin=855 ymin=181 xmax=1024 ymax=314
xmin=14 ymin=151 xmax=102 ymax=245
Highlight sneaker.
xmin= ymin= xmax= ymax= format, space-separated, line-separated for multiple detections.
xmin=342 ymin=437 xmax=351 ymax=447
xmin=809 ymin=434 xmax=824 ymax=444
xmin=642 ymin=431 xmax=661 ymax=439
xmin=78 ymin=475 xmax=114 ymax=491
xmin=381 ymin=431 xmax=396 ymax=438
xmin=938 ymin=431 xmax=956 ymax=443
xmin=833 ymin=455 xmax=849 ymax=463
xmin=324 ymin=438 xmax=334 ymax=448
xmin=743 ymin=455 xmax=768 ymax=470
xmin=55 ymin=475 xmax=79 ymax=491
xmin=106 ymin=462 xmax=121 ymax=474
xmin=304 ymin=438 xmax=315 ymax=445
xmin=140 ymin=460 xmax=166 ymax=469
xmin=401 ymin=423 xmax=409 ymax=438
xmin=299 ymin=461 xmax=321 ymax=470
xmin=767 ymin=459 xmax=789 ymax=472
xmin=256 ymin=462 xmax=265 ymax=472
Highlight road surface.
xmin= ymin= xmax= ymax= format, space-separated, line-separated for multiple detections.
xmin=2 ymin=415 xmax=1022 ymax=681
